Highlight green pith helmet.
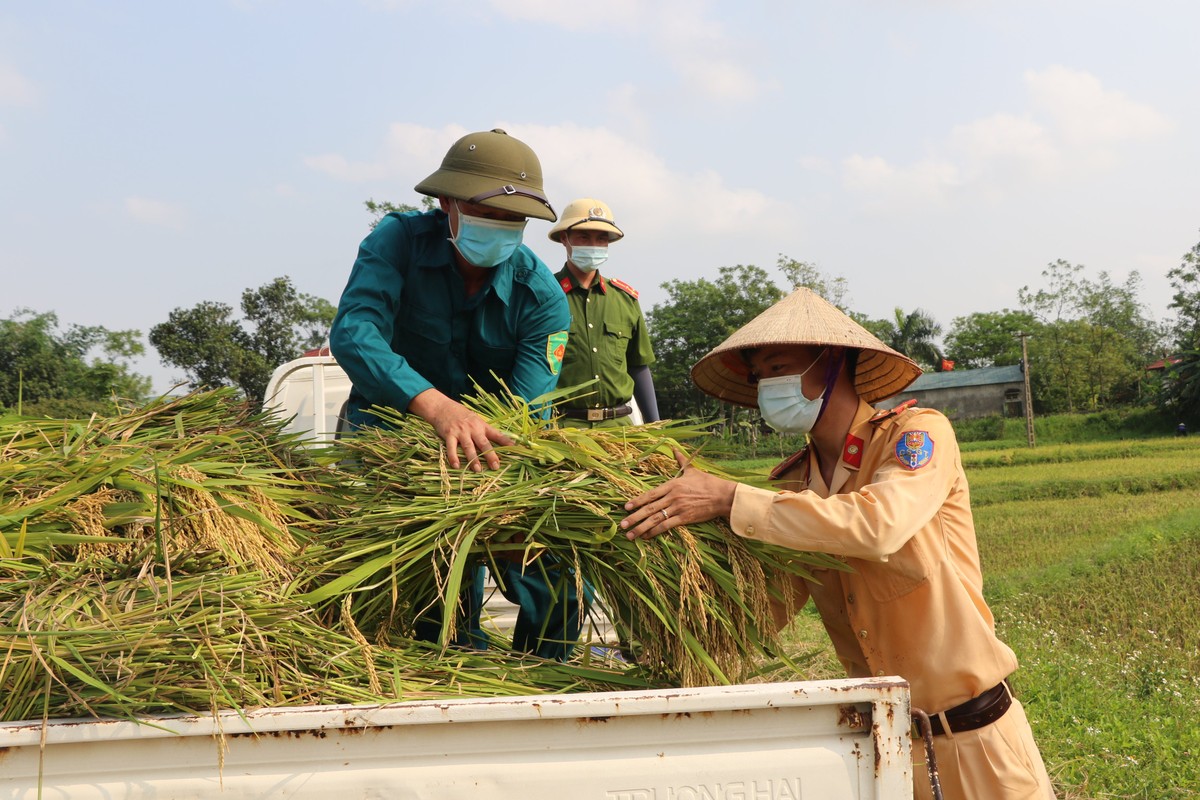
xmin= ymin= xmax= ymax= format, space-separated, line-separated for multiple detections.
xmin=414 ymin=129 xmax=557 ymax=222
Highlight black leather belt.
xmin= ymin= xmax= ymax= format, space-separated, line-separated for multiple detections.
xmin=927 ymin=681 xmax=1012 ymax=736
xmin=562 ymin=404 xmax=632 ymax=422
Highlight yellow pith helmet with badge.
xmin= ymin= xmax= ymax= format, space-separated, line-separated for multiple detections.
xmin=415 ymin=128 xmax=557 ymax=222
xmin=547 ymin=198 xmax=624 ymax=242
xmin=691 ymin=287 xmax=923 ymax=408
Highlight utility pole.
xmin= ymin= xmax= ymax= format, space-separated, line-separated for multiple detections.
xmin=1020 ymin=332 xmax=1035 ymax=447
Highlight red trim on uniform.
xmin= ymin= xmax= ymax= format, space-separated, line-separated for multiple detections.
xmin=609 ymin=277 xmax=639 ymax=298
xmin=559 ymin=276 xmax=573 ymax=293
xmin=842 ymin=434 xmax=864 ymax=469
xmin=770 ymin=447 xmax=809 ymax=481
xmin=870 ymin=398 xmax=917 ymax=423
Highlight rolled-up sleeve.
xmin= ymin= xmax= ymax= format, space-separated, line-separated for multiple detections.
xmin=730 ymin=414 xmax=958 ymax=561
xmin=329 ymin=216 xmax=435 ymax=412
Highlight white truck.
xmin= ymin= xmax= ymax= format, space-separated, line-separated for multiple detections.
xmin=261 ymin=348 xmax=355 ymax=444
xmin=0 ymin=678 xmax=916 ymax=799
xmin=15 ymin=354 xmax=928 ymax=798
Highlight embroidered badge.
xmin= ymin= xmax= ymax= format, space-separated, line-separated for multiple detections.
xmin=895 ymin=430 xmax=934 ymax=470
xmin=843 ymin=434 xmax=864 ymax=469
xmin=546 ymin=331 xmax=568 ymax=374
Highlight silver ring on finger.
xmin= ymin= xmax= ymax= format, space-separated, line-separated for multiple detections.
xmin=661 ymin=509 xmax=670 ymax=521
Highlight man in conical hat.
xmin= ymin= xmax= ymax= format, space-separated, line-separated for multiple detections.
xmin=621 ymin=288 xmax=1055 ymax=800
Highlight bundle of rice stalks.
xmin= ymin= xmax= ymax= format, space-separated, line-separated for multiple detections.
xmin=0 ymin=389 xmax=340 ymax=577
xmin=0 ymin=558 xmax=649 ymax=723
xmin=300 ymin=391 xmax=847 ymax=687
xmin=1 ymin=389 xmax=649 ymax=723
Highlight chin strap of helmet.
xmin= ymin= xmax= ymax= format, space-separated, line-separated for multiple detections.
xmin=467 ymin=184 xmax=554 ymax=215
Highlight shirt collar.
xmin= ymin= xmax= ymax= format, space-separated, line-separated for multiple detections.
xmin=557 ymin=264 xmax=606 ymax=293
xmin=841 ymin=400 xmax=878 ymax=471
xmin=489 ymin=259 xmax=515 ymax=304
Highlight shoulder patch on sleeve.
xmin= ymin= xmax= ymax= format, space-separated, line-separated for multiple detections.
xmin=609 ymin=278 xmax=639 ymax=298
xmin=895 ymin=430 xmax=934 ymax=470
xmin=547 ymin=331 xmax=568 ymax=375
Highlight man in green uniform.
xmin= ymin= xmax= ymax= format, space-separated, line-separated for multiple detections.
xmin=549 ymin=198 xmax=660 ymax=427
xmin=329 ymin=128 xmax=584 ymax=660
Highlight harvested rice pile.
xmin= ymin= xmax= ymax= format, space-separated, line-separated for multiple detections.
xmin=303 ymin=391 xmax=845 ymax=688
xmin=0 ymin=388 xmax=841 ymax=722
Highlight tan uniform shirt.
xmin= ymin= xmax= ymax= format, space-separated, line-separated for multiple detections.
xmin=730 ymin=399 xmax=1019 ymax=714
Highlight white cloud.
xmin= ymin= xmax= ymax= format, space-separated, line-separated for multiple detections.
xmin=670 ymin=54 xmax=761 ymax=101
xmin=948 ymin=113 xmax=1061 ymax=181
xmin=304 ymin=122 xmax=468 ymax=182
xmin=950 ymin=114 xmax=1054 ymax=164
xmin=650 ymin=0 xmax=762 ymax=101
xmin=0 ymin=63 xmax=36 ymax=105
xmin=488 ymin=0 xmax=761 ymax=101
xmin=1025 ymin=65 xmax=1174 ymax=164
xmin=303 ymin=153 xmax=388 ymax=182
xmin=840 ymin=67 xmax=1174 ymax=205
xmin=842 ymin=154 xmax=962 ymax=205
xmin=306 ymin=120 xmax=793 ymax=250
xmin=125 ymin=196 xmax=187 ymax=229
xmin=517 ymin=122 xmax=791 ymax=239
xmin=798 ymin=156 xmax=834 ymax=174
xmin=842 ymin=155 xmax=895 ymax=190
xmin=485 ymin=0 xmax=643 ymax=30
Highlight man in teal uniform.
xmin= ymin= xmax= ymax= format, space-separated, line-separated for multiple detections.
xmin=548 ymin=198 xmax=660 ymax=427
xmin=329 ymin=128 xmax=584 ymax=660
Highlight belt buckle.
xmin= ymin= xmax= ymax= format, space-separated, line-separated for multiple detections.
xmin=586 ymin=408 xmax=605 ymax=422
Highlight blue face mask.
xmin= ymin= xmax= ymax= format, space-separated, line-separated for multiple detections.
xmin=568 ymin=245 xmax=609 ymax=272
xmin=450 ymin=206 xmax=527 ymax=267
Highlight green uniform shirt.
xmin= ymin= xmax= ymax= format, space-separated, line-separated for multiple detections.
xmin=554 ymin=265 xmax=655 ymax=410
xmin=330 ymin=210 xmax=570 ymax=428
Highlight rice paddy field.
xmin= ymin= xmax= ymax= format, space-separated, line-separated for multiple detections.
xmin=735 ymin=433 xmax=1200 ymax=799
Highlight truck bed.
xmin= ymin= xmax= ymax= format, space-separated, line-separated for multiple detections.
xmin=0 ymin=678 xmax=912 ymax=799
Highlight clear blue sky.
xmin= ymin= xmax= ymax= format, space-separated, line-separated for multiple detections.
xmin=3 ymin=1 xmax=1198 ymax=392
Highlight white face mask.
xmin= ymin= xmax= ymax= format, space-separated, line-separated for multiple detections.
xmin=757 ymin=375 xmax=823 ymax=433
xmin=569 ymin=245 xmax=608 ymax=272
xmin=755 ymin=350 xmax=827 ymax=433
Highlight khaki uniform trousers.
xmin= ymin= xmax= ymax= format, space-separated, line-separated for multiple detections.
xmin=913 ymin=695 xmax=1055 ymax=800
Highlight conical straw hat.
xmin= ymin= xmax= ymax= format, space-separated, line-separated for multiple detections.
xmin=690 ymin=287 xmax=922 ymax=408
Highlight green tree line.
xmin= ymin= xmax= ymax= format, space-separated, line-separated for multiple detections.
xmin=4 ymin=213 xmax=1199 ymax=425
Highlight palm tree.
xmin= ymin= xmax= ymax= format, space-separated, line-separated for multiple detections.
xmin=881 ymin=307 xmax=944 ymax=369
